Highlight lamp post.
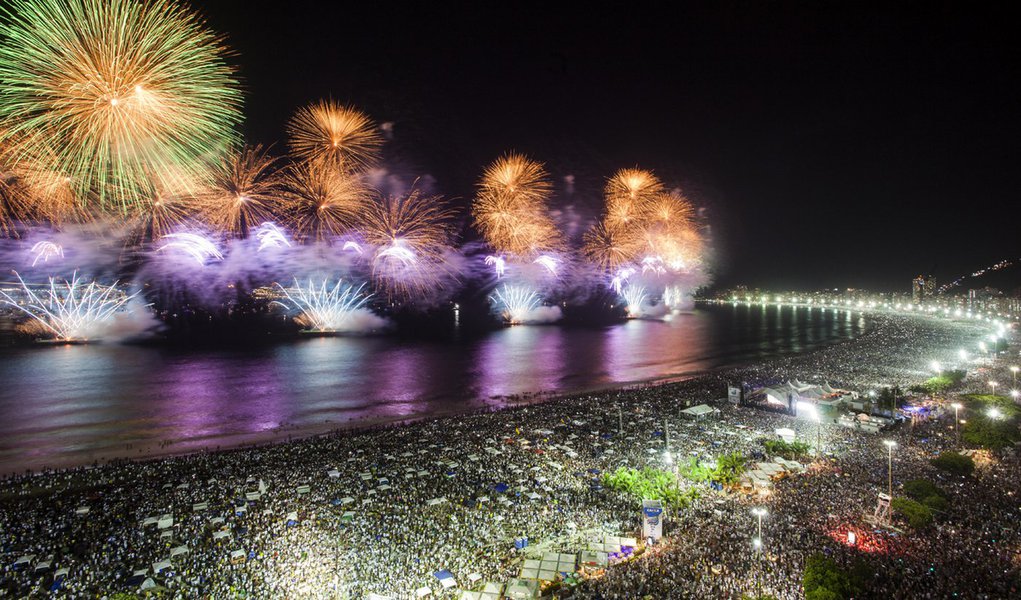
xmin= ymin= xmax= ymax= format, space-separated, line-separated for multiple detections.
xmin=1011 ymin=366 xmax=1018 ymax=386
xmin=931 ymin=361 xmax=942 ymax=376
xmin=951 ymin=402 xmax=962 ymax=448
xmin=988 ymin=381 xmax=999 ymax=395
xmin=883 ymin=440 xmax=896 ymax=503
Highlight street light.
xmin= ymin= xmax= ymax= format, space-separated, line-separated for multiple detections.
xmin=988 ymin=381 xmax=999 ymax=395
xmin=951 ymin=403 xmax=962 ymax=448
xmin=930 ymin=361 xmax=942 ymax=376
xmin=987 ymin=407 xmax=1002 ymax=420
xmin=1011 ymin=366 xmax=1018 ymax=386
xmin=1011 ymin=390 xmax=1019 ymax=402
xmin=882 ymin=440 xmax=896 ymax=502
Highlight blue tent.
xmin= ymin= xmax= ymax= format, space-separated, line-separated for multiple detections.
xmin=494 ymin=482 xmax=509 ymax=493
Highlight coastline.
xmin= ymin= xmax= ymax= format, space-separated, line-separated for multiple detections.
xmin=3 ymin=308 xmax=973 ymax=477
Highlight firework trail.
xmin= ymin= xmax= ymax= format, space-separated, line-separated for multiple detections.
xmin=201 ymin=145 xmax=283 ymax=238
xmin=254 ymin=222 xmax=291 ymax=252
xmin=287 ymin=101 xmax=382 ymax=172
xmin=29 ymin=241 xmax=63 ymax=266
xmin=0 ymin=0 xmax=242 ymax=213
xmin=0 ymin=271 xmax=140 ymax=340
xmin=157 ymin=232 xmax=223 ymax=265
xmin=272 ymin=277 xmax=383 ymax=333
xmin=359 ymin=189 xmax=459 ymax=302
xmin=484 ymin=255 xmax=506 ymax=278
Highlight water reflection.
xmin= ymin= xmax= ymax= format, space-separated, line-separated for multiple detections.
xmin=0 ymin=304 xmax=866 ymax=472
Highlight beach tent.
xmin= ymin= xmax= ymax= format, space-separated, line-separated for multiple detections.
xmin=433 ymin=570 xmax=456 ymax=588
xmin=415 ymin=586 xmax=432 ymax=597
xmin=170 ymin=546 xmax=189 ymax=557
xmin=152 ymin=560 xmax=172 ymax=573
xmin=681 ymin=404 xmax=718 ymax=420
xmin=467 ymin=573 xmax=483 ymax=584
xmin=192 ymin=502 xmax=208 ymax=512
xmin=504 ymin=578 xmax=539 ymax=599
xmin=459 ymin=592 xmax=482 ymax=600
xmin=157 ymin=514 xmax=173 ymax=529
xmin=328 ymin=469 xmax=341 ymax=478
xmin=75 ymin=506 xmax=89 ymax=515
xmin=140 ymin=577 xmax=157 ymax=590
xmin=212 ymin=530 xmax=231 ymax=540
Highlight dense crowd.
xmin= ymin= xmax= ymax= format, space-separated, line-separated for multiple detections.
xmin=1 ymin=312 xmax=1018 ymax=599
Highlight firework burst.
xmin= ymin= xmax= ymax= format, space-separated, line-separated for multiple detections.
xmin=604 ymin=168 xmax=663 ymax=230
xmin=287 ymin=101 xmax=382 ymax=171
xmin=0 ymin=0 xmax=242 ymax=213
xmin=473 ymin=153 xmax=559 ymax=256
xmin=0 ymin=271 xmax=139 ymax=341
xmin=273 ymin=277 xmax=377 ymax=333
xmin=490 ymin=284 xmax=543 ymax=324
xmin=359 ymin=189 xmax=459 ymax=301
xmin=200 ymin=145 xmax=283 ymax=238
xmin=282 ymin=161 xmax=368 ymax=243
xmin=582 ymin=221 xmax=642 ymax=272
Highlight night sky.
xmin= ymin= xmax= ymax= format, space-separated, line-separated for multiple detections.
xmin=202 ymin=1 xmax=1020 ymax=292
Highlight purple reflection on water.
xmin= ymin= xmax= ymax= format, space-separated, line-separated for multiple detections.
xmin=0 ymin=304 xmax=867 ymax=473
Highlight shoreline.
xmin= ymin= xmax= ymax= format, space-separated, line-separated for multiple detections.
xmin=4 ymin=308 xmax=969 ymax=479
xmin=3 ymin=308 xmax=883 ymax=476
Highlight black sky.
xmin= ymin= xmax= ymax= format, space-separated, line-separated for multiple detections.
xmin=201 ymin=0 xmax=1020 ymax=292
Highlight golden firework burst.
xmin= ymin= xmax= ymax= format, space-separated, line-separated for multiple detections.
xmin=286 ymin=101 xmax=383 ymax=171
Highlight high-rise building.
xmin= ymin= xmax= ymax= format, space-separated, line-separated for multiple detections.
xmin=912 ymin=275 xmax=926 ymax=303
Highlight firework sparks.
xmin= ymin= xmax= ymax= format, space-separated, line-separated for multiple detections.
xmin=485 ymin=255 xmax=507 ymax=278
xmin=0 ymin=271 xmax=139 ymax=341
xmin=254 ymin=222 xmax=290 ymax=252
xmin=157 ymin=232 xmax=223 ymax=265
xmin=0 ymin=0 xmax=242 ymax=213
xmin=273 ymin=277 xmax=376 ymax=332
xmin=282 ymin=161 xmax=367 ymax=243
xmin=359 ymin=189 xmax=458 ymax=301
xmin=342 ymin=241 xmax=363 ymax=254
xmin=287 ymin=101 xmax=382 ymax=171
xmin=490 ymin=284 xmax=542 ymax=324
xmin=473 ymin=153 xmax=559 ymax=256
xmin=29 ymin=241 xmax=63 ymax=266
xmin=126 ymin=178 xmax=196 ymax=243
xmin=583 ymin=221 xmax=642 ymax=272
xmin=604 ymin=168 xmax=663 ymax=230
xmin=533 ymin=255 xmax=558 ymax=276
xmin=201 ymin=145 xmax=283 ymax=238
xmin=610 ymin=266 xmax=635 ymax=294
xmin=621 ymin=284 xmax=647 ymax=318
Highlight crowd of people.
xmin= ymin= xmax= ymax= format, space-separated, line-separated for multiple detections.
xmin=1 ymin=311 xmax=1018 ymax=599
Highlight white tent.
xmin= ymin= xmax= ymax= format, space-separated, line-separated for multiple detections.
xmin=415 ymin=586 xmax=432 ymax=597
xmin=170 ymin=546 xmax=189 ymax=557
